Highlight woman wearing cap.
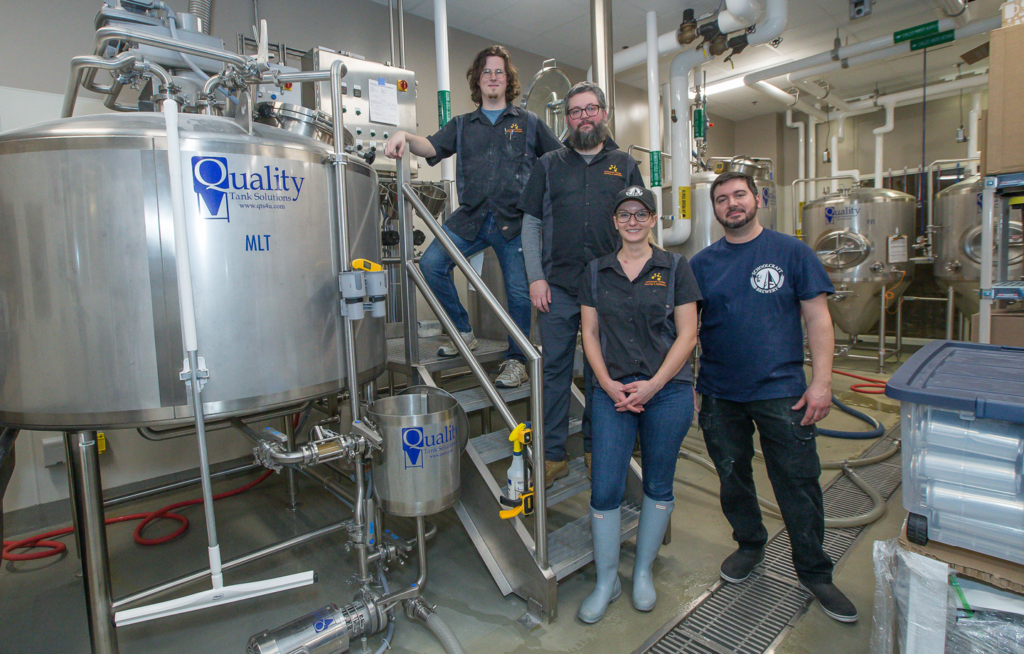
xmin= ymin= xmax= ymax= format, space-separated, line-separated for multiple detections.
xmin=576 ymin=185 xmax=701 ymax=623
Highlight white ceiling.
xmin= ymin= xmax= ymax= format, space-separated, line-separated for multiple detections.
xmin=374 ymin=0 xmax=1002 ymax=121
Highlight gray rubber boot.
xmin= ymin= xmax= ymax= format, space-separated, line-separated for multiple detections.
xmin=577 ymin=507 xmax=622 ymax=624
xmin=632 ymin=495 xmax=674 ymax=611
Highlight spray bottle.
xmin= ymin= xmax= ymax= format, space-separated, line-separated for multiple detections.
xmin=506 ymin=423 xmax=529 ymax=501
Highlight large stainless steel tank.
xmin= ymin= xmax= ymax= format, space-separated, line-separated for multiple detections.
xmin=933 ymin=177 xmax=1024 ymax=316
xmin=801 ymin=187 xmax=916 ymax=336
xmin=677 ymin=162 xmax=777 ymax=261
xmin=0 ymin=113 xmax=385 ymax=430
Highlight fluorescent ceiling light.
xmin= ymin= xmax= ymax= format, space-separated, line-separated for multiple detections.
xmin=700 ymin=77 xmax=745 ymax=95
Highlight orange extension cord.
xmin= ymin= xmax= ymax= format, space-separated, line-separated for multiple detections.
xmin=2 ymin=469 xmax=272 ymax=562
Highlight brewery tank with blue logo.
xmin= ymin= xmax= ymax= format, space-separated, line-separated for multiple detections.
xmin=0 ymin=113 xmax=385 ymax=429
xmin=801 ymin=186 xmax=916 ymax=336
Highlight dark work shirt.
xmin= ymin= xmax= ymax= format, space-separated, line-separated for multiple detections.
xmin=578 ymin=248 xmax=702 ymax=383
xmin=690 ymin=229 xmax=834 ymax=402
xmin=517 ymin=137 xmax=644 ymax=296
xmin=425 ymin=105 xmax=561 ymax=242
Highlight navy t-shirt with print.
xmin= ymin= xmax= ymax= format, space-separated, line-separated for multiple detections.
xmin=690 ymin=228 xmax=834 ymax=402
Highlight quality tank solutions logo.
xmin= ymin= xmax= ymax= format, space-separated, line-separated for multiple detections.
xmin=191 ymin=156 xmax=307 ymax=221
xmin=402 ymin=424 xmax=459 ymax=469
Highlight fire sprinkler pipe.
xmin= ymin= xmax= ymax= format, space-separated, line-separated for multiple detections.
xmin=664 ymin=0 xmax=787 ymax=247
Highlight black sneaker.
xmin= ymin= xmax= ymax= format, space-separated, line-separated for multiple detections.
xmin=800 ymin=581 xmax=859 ymax=623
xmin=720 ymin=547 xmax=765 ymax=583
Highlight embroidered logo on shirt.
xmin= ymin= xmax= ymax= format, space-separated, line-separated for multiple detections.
xmin=645 ymin=272 xmax=666 ymax=287
xmin=505 ymin=123 xmax=523 ymax=136
xmin=751 ymin=263 xmax=785 ymax=294
xmin=604 ymin=164 xmax=622 ymax=177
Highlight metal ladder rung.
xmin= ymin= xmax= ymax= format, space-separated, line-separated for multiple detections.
xmin=545 ymin=457 xmax=590 ymax=507
xmin=450 ymin=384 xmax=532 ymax=413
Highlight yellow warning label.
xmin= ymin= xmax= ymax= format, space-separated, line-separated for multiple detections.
xmin=98 ymin=432 xmax=106 ymax=454
xmin=678 ymin=187 xmax=691 ymax=221
xmin=1009 ymin=196 xmax=1024 ymax=206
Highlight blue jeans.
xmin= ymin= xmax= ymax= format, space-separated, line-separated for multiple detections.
xmin=419 ymin=212 xmax=531 ymax=362
xmin=590 ymin=378 xmax=693 ymax=511
xmin=698 ymin=394 xmax=833 ymax=584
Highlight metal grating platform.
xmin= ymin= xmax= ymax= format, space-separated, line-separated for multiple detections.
xmin=385 ymin=335 xmax=509 ymax=373
xmin=637 ymin=429 xmax=903 ymax=654
xmin=450 ymin=384 xmax=532 ymax=413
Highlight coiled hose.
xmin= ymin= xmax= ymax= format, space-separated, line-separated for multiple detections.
xmin=819 ymin=394 xmax=885 ymax=439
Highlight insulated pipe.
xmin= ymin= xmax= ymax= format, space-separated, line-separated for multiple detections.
xmin=717 ymin=0 xmax=763 ymax=34
xmin=968 ymin=92 xmax=981 ymax=160
xmin=847 ymin=74 xmax=989 ymax=111
xmin=646 ymin=11 xmax=663 ymax=243
xmin=808 ymin=114 xmax=817 ymax=197
xmin=591 ymin=0 xmax=615 ymax=136
xmin=754 ymin=81 xmax=828 ymax=120
xmin=829 ymin=113 xmax=862 ymax=183
xmin=935 ymin=0 xmax=970 ymax=28
xmin=786 ymin=110 xmax=805 ymax=215
xmin=434 ymin=0 xmax=454 ymax=184
xmin=397 ymin=0 xmax=406 ymax=68
xmin=873 ymin=103 xmax=896 ymax=188
xmin=786 ymin=76 xmax=851 ymax=112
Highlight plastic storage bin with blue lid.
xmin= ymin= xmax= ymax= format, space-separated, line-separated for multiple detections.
xmin=885 ymin=340 xmax=1024 ymax=566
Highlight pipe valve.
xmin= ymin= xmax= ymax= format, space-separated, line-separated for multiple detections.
xmin=676 ymin=9 xmax=697 ymax=45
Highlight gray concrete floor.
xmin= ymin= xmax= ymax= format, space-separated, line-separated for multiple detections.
xmin=1 ymin=360 xmax=906 ymax=654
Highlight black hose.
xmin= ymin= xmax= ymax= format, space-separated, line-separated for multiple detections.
xmin=818 ymin=394 xmax=885 ymax=439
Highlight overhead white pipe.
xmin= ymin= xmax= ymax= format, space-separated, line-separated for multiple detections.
xmin=717 ymin=0 xmax=763 ymax=34
xmin=872 ymin=103 xmax=896 ymax=188
xmin=807 ymin=113 xmax=817 ymax=198
xmin=786 ymin=110 xmax=805 ymax=207
xmin=847 ymin=74 xmax=989 ymax=111
xmin=434 ymin=0 xmax=454 ymax=184
xmin=663 ymin=0 xmax=786 ymax=246
xmin=968 ymin=92 xmax=981 ymax=160
xmin=829 ymin=113 xmax=862 ymax=183
xmin=935 ymin=0 xmax=970 ymax=28
xmin=646 ymin=11 xmax=664 ymax=245
xmin=753 ymin=81 xmax=828 ymax=120
xmin=786 ymin=75 xmax=851 ymax=112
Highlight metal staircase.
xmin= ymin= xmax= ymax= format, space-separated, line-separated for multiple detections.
xmin=385 ymin=156 xmax=645 ymax=628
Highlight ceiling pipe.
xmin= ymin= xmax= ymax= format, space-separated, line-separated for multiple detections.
xmin=872 ymin=103 xmax=896 ymax=188
xmin=807 ymin=113 xmax=817 ymax=197
xmin=786 ymin=110 xmax=805 ymax=206
xmin=935 ymin=0 xmax=970 ymax=28
xmin=968 ymin=92 xmax=981 ymax=160
xmin=646 ymin=10 xmax=664 ymax=245
xmin=753 ymin=81 xmax=828 ymax=120
xmin=591 ymin=0 xmax=615 ymax=136
xmin=830 ymin=112 xmax=866 ymax=183
xmin=786 ymin=75 xmax=851 ymax=112
xmin=846 ymin=74 xmax=989 ymax=111
xmin=663 ymin=0 xmax=786 ymax=246
xmin=434 ymin=0 xmax=454 ymax=184
xmin=717 ymin=0 xmax=764 ymax=33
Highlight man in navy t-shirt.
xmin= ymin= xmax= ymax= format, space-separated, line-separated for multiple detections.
xmin=690 ymin=171 xmax=857 ymax=624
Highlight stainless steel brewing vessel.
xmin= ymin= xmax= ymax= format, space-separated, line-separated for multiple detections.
xmin=933 ymin=177 xmax=1024 ymax=316
xmin=0 ymin=114 xmax=385 ymax=429
xmin=801 ymin=187 xmax=916 ymax=336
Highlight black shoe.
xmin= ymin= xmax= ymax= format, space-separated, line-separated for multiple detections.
xmin=720 ymin=547 xmax=765 ymax=583
xmin=800 ymin=581 xmax=859 ymax=623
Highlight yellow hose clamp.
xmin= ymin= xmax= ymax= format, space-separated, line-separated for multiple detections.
xmin=353 ymin=259 xmax=383 ymax=272
xmin=499 ymin=489 xmax=535 ymax=519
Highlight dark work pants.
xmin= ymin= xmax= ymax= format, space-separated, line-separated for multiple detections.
xmin=538 ymin=284 xmax=593 ymax=461
xmin=699 ymin=394 xmax=834 ymax=584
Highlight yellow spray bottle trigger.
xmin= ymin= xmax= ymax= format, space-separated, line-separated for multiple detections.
xmin=509 ymin=422 xmax=531 ymax=452
xmin=352 ymin=259 xmax=383 ymax=272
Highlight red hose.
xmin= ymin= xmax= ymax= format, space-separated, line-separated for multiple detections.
xmin=832 ymin=369 xmax=888 ymax=395
xmin=2 ymin=470 xmax=273 ymax=562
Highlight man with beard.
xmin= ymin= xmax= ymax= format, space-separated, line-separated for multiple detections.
xmin=384 ymin=45 xmax=561 ymax=388
xmin=518 ymin=81 xmax=644 ymax=486
xmin=689 ymin=171 xmax=858 ymax=624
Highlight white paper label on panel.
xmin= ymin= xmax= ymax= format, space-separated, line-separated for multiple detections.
xmin=888 ymin=234 xmax=908 ymax=263
xmin=369 ymin=79 xmax=399 ymax=126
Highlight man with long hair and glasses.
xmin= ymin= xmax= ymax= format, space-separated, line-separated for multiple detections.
xmin=518 ymin=81 xmax=644 ymax=487
xmin=385 ymin=45 xmax=561 ymax=388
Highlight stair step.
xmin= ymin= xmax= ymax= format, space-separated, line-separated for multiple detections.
xmin=450 ymin=384 xmax=532 ymax=414
xmin=386 ymin=335 xmax=508 ymax=373
xmin=545 ymin=457 xmax=590 ymax=507
xmin=471 ymin=417 xmax=583 ymax=466
xmin=549 ymin=502 xmax=641 ymax=581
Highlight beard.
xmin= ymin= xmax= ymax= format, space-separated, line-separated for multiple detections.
xmin=715 ymin=205 xmax=757 ymax=230
xmin=566 ymin=118 xmax=611 ymax=151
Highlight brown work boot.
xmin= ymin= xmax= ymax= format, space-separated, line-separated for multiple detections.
xmin=544 ymin=459 xmax=569 ymax=488
xmin=585 ymin=452 xmax=592 ymax=479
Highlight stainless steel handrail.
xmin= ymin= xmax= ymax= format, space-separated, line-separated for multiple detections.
xmin=398 ymin=171 xmax=548 ymax=569
xmin=626 ymin=144 xmax=672 ymax=160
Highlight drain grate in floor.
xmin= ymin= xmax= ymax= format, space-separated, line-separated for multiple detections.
xmin=637 ymin=429 xmax=903 ymax=654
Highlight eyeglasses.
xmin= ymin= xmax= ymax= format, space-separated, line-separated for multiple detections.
xmin=481 ymin=69 xmax=506 ymax=78
xmin=614 ymin=210 xmax=653 ymax=223
xmin=567 ymin=104 xmax=601 ymax=120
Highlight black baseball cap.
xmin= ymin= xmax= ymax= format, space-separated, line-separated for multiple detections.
xmin=614 ymin=186 xmax=657 ymax=213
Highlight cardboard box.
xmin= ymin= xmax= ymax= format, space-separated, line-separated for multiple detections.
xmin=971 ymin=310 xmax=1024 ymax=347
xmin=985 ymin=24 xmax=1024 ymax=175
xmin=899 ymin=517 xmax=1024 ymax=595
xmin=1004 ymin=0 xmax=1024 ymax=26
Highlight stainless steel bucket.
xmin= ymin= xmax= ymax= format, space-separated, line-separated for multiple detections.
xmin=369 ymin=392 xmax=461 ymax=517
